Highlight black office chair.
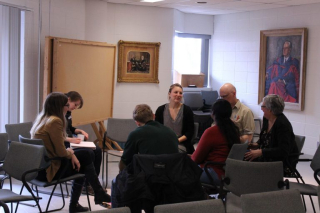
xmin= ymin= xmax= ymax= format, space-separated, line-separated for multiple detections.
xmin=201 ymin=90 xmax=218 ymax=112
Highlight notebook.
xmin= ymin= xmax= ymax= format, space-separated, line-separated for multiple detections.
xmin=70 ymin=141 xmax=96 ymax=150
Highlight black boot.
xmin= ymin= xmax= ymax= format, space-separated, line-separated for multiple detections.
xmin=69 ymin=203 xmax=89 ymax=213
xmin=69 ymin=178 xmax=89 ymax=213
xmin=84 ymin=163 xmax=111 ymax=204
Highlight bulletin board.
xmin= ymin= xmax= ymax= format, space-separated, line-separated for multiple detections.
xmin=43 ymin=37 xmax=116 ymax=126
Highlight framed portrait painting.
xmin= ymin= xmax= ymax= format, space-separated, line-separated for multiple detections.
xmin=117 ymin=40 xmax=160 ymax=83
xmin=258 ymin=28 xmax=308 ymax=111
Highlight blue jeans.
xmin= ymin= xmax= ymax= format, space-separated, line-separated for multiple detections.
xmin=200 ymin=167 xmax=220 ymax=186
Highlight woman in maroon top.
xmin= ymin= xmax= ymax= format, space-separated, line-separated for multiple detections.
xmin=191 ymin=99 xmax=240 ymax=185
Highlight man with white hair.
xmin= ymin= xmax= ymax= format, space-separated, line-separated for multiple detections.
xmin=219 ymin=83 xmax=255 ymax=143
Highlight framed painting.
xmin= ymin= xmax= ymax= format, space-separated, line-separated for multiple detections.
xmin=117 ymin=40 xmax=160 ymax=83
xmin=258 ymin=28 xmax=308 ymax=111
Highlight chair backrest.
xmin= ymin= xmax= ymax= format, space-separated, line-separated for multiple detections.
xmin=19 ymin=135 xmax=50 ymax=168
xmin=294 ymin=135 xmax=305 ymax=154
xmin=201 ymin=90 xmax=218 ymax=106
xmin=183 ymin=92 xmax=204 ymax=111
xmin=89 ymin=207 xmax=131 ymax=213
xmin=310 ymin=144 xmax=320 ymax=175
xmin=129 ymin=153 xmax=205 ymax=205
xmin=227 ymin=143 xmax=248 ymax=160
xmin=106 ymin=118 xmax=137 ymax=147
xmin=224 ymin=158 xmax=284 ymax=196
xmin=5 ymin=121 xmax=33 ymax=142
xmin=3 ymin=141 xmax=45 ymax=181
xmin=154 ymin=199 xmax=225 ymax=213
xmin=241 ymin=189 xmax=304 ymax=213
xmin=0 ymin=133 xmax=8 ymax=161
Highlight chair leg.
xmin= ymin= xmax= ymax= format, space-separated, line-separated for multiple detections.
xmin=18 ymin=184 xmax=37 ymax=207
xmin=309 ymin=195 xmax=316 ymax=213
xmin=45 ymin=183 xmax=66 ymax=213
xmin=65 ymin=182 xmax=70 ymax=197
xmin=86 ymin=179 xmax=92 ymax=211
xmin=102 ymin=148 xmax=105 ymax=188
xmin=301 ymin=195 xmax=306 ymax=212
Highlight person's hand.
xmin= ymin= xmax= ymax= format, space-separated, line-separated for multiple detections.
xmin=71 ymin=154 xmax=80 ymax=172
xmin=69 ymin=138 xmax=81 ymax=144
xmin=244 ymin=149 xmax=262 ymax=161
xmin=78 ymin=130 xmax=89 ymax=140
xmin=66 ymin=148 xmax=74 ymax=155
xmin=248 ymin=142 xmax=259 ymax=149
xmin=82 ymin=131 xmax=89 ymax=140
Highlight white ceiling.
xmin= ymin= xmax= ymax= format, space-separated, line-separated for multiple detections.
xmin=103 ymin=0 xmax=320 ymax=15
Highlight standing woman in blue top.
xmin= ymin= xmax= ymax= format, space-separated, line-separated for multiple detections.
xmin=65 ymin=91 xmax=103 ymax=191
xmin=155 ymin=83 xmax=195 ymax=154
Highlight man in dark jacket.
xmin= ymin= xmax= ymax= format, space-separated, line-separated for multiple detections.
xmin=112 ymin=104 xmax=204 ymax=212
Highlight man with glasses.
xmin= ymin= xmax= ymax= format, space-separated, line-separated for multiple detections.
xmin=219 ymin=83 xmax=255 ymax=143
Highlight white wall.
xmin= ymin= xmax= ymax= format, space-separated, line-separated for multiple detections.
xmin=84 ymin=2 xmax=214 ymax=119
xmin=85 ymin=2 xmax=175 ymax=118
xmin=211 ymin=3 xmax=320 ymax=155
xmin=35 ymin=1 xmax=213 ymax=139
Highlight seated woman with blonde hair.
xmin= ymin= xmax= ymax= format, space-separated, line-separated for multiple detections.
xmin=155 ymin=83 xmax=195 ymax=154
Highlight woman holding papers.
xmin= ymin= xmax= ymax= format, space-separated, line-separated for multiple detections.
xmin=155 ymin=83 xmax=195 ymax=154
xmin=31 ymin=92 xmax=110 ymax=213
xmin=191 ymin=99 xmax=240 ymax=186
xmin=64 ymin=91 xmax=102 ymax=179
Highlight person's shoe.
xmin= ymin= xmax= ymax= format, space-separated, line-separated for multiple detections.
xmin=82 ymin=185 xmax=95 ymax=196
xmin=94 ymin=189 xmax=111 ymax=204
xmin=69 ymin=203 xmax=89 ymax=213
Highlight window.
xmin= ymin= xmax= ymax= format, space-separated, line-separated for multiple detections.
xmin=0 ymin=5 xmax=25 ymax=132
xmin=174 ymin=33 xmax=211 ymax=87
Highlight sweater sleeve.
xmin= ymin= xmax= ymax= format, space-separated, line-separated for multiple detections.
xmin=191 ymin=127 xmax=212 ymax=164
xmin=155 ymin=105 xmax=165 ymax=124
xmin=47 ymin=118 xmax=73 ymax=159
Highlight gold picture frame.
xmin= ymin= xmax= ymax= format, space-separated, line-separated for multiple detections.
xmin=117 ymin=40 xmax=160 ymax=83
xmin=258 ymin=28 xmax=308 ymax=111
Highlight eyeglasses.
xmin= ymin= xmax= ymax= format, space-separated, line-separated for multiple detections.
xmin=261 ymin=105 xmax=267 ymax=108
xmin=65 ymin=103 xmax=70 ymax=107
